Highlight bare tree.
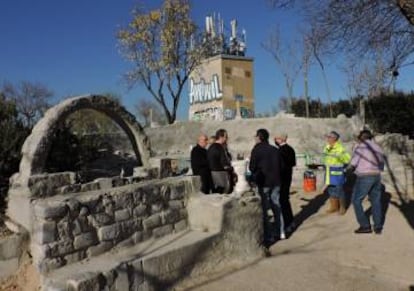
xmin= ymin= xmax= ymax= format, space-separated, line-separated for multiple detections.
xmin=302 ymin=35 xmax=312 ymax=118
xmin=262 ymin=26 xmax=302 ymax=112
xmin=2 ymin=81 xmax=53 ymax=128
xmin=267 ymin=0 xmax=414 ymax=78
xmin=117 ymin=0 xmax=205 ymax=124
xmin=304 ymin=26 xmax=334 ymax=117
xmin=278 ymin=96 xmax=290 ymax=112
xmin=135 ymin=99 xmax=167 ymax=127
xmin=342 ymin=52 xmax=390 ymax=99
xmin=342 ymin=52 xmax=391 ymax=124
xmin=66 ymin=93 xmax=124 ymax=135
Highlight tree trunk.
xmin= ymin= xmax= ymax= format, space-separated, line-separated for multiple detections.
xmin=397 ymin=0 xmax=414 ymax=26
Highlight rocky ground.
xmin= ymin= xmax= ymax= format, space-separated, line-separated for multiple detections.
xmin=0 ymin=254 xmax=40 ymax=291
xmin=179 ymin=188 xmax=414 ymax=291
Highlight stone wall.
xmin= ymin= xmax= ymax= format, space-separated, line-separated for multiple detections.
xmin=41 ymin=184 xmax=263 ymax=291
xmin=3 ymin=94 xmax=265 ymax=290
xmin=145 ymin=115 xmax=414 ymax=198
xmin=30 ymin=177 xmax=191 ymax=273
xmin=145 ymin=114 xmax=361 ymax=158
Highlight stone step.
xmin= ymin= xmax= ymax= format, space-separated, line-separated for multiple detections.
xmin=43 ymin=229 xmax=218 ymax=291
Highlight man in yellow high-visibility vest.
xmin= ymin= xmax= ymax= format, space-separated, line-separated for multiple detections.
xmin=323 ymin=131 xmax=351 ymax=214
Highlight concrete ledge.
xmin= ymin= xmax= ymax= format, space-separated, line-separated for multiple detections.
xmin=0 ymin=220 xmax=28 ymax=279
xmin=42 ymin=230 xmax=217 ymax=290
xmin=0 ymin=233 xmax=24 ymax=260
xmin=0 ymin=257 xmax=19 ymax=279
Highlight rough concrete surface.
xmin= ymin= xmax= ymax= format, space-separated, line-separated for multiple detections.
xmin=179 ymin=189 xmax=414 ymax=291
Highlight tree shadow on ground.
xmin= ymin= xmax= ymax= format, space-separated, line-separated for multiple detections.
xmin=383 ymin=153 xmax=414 ymax=230
xmin=289 ymin=191 xmax=329 ymax=236
xmin=178 ymin=257 xmax=264 ymax=291
xmin=363 ymin=190 xmax=391 ymax=227
xmin=389 ymin=197 xmax=414 ymax=229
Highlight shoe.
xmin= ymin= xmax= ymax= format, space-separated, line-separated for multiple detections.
xmin=374 ymin=228 xmax=382 ymax=234
xmin=338 ymin=198 xmax=347 ymax=215
xmin=262 ymin=246 xmax=272 ymax=257
xmin=263 ymin=237 xmax=276 ymax=248
xmin=326 ymin=197 xmax=339 ymax=213
xmin=354 ymin=226 xmax=372 ymax=234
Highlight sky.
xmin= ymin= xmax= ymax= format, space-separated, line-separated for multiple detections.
xmin=1 ymin=0 xmax=413 ymax=120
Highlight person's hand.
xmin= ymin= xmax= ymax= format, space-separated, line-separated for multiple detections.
xmin=345 ymin=165 xmax=355 ymax=175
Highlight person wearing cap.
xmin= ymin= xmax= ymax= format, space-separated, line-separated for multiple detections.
xmin=323 ymin=130 xmax=351 ymax=214
xmin=249 ymin=128 xmax=284 ymax=246
xmin=274 ymin=133 xmax=296 ymax=233
xmin=348 ymin=129 xmax=385 ymax=234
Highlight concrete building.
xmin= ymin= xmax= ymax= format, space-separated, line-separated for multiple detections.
xmin=189 ymin=54 xmax=254 ymax=121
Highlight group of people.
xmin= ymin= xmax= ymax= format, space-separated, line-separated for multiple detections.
xmin=190 ymin=129 xmax=237 ymax=195
xmin=323 ymin=129 xmax=385 ymax=234
xmin=190 ymin=126 xmax=386 ymax=248
xmin=248 ymin=128 xmax=297 ymax=246
xmin=190 ymin=128 xmax=297 ymax=247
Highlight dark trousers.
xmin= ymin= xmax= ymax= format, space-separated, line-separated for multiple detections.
xmin=280 ymin=177 xmax=294 ymax=228
xmin=258 ymin=186 xmax=283 ymax=244
xmin=199 ymin=170 xmax=213 ymax=194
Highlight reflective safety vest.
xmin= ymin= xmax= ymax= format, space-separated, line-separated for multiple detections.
xmin=326 ymin=165 xmax=345 ymax=185
xmin=323 ymin=141 xmax=351 ymax=186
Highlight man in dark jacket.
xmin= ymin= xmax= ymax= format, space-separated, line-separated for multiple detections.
xmin=207 ymin=129 xmax=233 ymax=194
xmin=275 ymin=133 xmax=296 ymax=233
xmin=191 ymin=134 xmax=212 ymax=194
xmin=249 ymin=128 xmax=284 ymax=246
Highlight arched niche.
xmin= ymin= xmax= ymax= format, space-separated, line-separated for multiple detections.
xmin=17 ymin=94 xmax=150 ymax=186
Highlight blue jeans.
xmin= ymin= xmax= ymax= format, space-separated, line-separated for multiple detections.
xmin=352 ymin=175 xmax=382 ymax=229
xmin=327 ymin=184 xmax=345 ymax=199
xmin=258 ymin=186 xmax=284 ymax=243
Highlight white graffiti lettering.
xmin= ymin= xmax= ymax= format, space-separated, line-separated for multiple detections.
xmin=189 ymin=74 xmax=223 ymax=104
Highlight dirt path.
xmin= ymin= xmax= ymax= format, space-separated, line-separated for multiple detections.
xmin=182 ymin=190 xmax=414 ymax=291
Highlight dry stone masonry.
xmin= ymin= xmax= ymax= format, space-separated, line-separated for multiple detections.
xmin=31 ymin=178 xmax=190 ymax=273
xmin=4 ymin=94 xmax=413 ymax=290
xmin=4 ymin=95 xmax=264 ymax=291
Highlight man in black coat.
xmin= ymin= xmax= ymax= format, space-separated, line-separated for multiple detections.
xmin=207 ymin=129 xmax=233 ymax=194
xmin=249 ymin=128 xmax=284 ymax=246
xmin=275 ymin=133 xmax=296 ymax=233
xmin=191 ymin=134 xmax=213 ymax=194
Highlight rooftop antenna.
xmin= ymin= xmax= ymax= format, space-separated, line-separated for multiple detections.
xmin=230 ymin=19 xmax=237 ymax=39
xmin=210 ymin=15 xmax=216 ymax=38
xmin=205 ymin=15 xmax=211 ymax=34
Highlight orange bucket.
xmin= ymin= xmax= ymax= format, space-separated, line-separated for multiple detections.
xmin=303 ymin=170 xmax=317 ymax=192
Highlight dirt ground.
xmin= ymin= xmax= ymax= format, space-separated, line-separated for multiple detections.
xmin=1 ymin=189 xmax=413 ymax=291
xmin=0 ymin=254 xmax=40 ymax=291
xmin=179 ymin=189 xmax=414 ymax=291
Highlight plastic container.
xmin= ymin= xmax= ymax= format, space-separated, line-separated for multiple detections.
xmin=244 ymin=158 xmax=252 ymax=181
xmin=303 ymin=170 xmax=317 ymax=192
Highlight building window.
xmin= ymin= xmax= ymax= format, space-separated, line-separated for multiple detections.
xmin=245 ymin=71 xmax=251 ymax=78
xmin=225 ymin=67 xmax=232 ymax=74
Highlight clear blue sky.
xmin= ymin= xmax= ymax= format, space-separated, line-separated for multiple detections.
xmin=1 ymin=0 xmax=413 ymax=120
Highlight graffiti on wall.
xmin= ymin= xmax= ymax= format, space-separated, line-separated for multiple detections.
xmin=240 ymin=107 xmax=254 ymax=118
xmin=189 ymin=74 xmax=223 ymax=105
xmin=191 ymin=107 xmax=254 ymax=121
xmin=191 ymin=107 xmax=223 ymax=121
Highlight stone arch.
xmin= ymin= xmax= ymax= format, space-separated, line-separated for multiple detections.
xmin=17 ymin=94 xmax=150 ymax=185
